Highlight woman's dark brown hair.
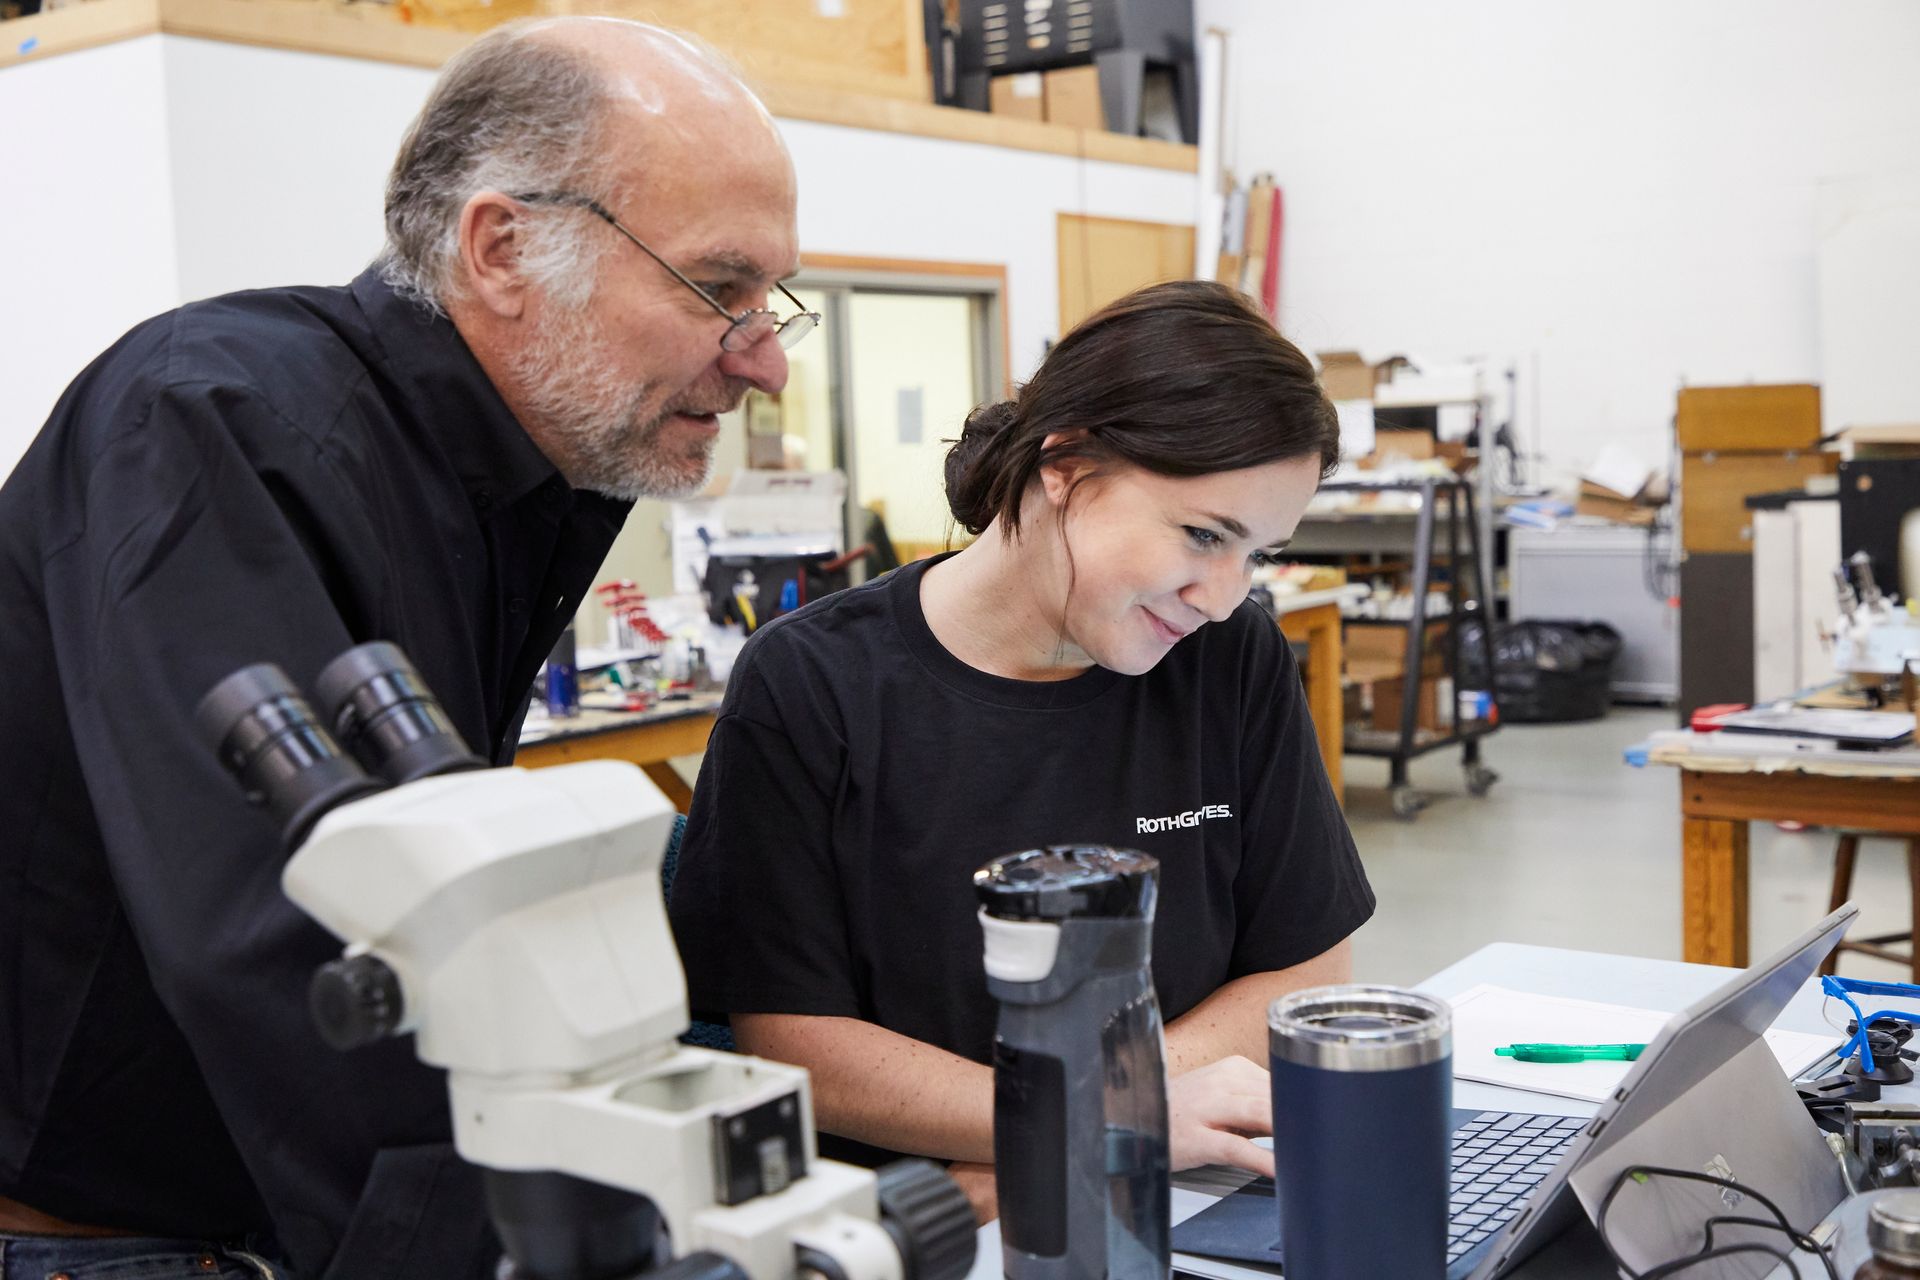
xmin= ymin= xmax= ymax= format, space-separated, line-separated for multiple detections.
xmin=944 ymin=279 xmax=1339 ymax=537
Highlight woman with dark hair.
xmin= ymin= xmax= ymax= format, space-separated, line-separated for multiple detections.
xmin=669 ymin=279 xmax=1374 ymax=1213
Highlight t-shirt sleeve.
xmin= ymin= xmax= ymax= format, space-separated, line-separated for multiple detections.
xmin=42 ymin=383 xmax=494 ymax=1278
xmin=670 ymin=645 xmax=862 ymax=1021
xmin=1226 ymin=611 xmax=1376 ymax=976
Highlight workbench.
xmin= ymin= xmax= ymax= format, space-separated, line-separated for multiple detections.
xmin=1271 ymin=586 xmax=1355 ymax=798
xmin=516 ymin=693 xmax=723 ymax=813
xmin=1636 ymin=729 xmax=1920 ymax=965
xmin=512 ymin=589 xmax=1350 ymax=814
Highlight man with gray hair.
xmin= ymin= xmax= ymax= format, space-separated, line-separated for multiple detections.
xmin=0 ymin=18 xmax=802 ymax=1278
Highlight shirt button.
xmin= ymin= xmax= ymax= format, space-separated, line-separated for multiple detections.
xmin=475 ymin=491 xmax=494 ymax=511
xmin=508 ymin=597 xmax=528 ymax=616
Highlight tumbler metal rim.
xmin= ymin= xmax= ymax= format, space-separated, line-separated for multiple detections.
xmin=1268 ymin=984 xmax=1452 ymax=1072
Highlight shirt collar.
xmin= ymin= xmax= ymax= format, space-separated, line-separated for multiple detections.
xmin=349 ymin=265 xmax=560 ymax=511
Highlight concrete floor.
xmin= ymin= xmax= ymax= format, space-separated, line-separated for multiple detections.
xmin=1344 ymin=706 xmax=1920 ymax=986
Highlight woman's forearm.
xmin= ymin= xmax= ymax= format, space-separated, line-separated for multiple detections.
xmin=1165 ymin=938 xmax=1353 ymax=1073
xmin=732 ymin=1013 xmax=996 ymax=1164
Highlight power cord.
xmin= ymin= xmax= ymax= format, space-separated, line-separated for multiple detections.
xmin=1642 ymin=504 xmax=1678 ymax=604
xmin=1595 ymin=1165 xmax=1839 ymax=1280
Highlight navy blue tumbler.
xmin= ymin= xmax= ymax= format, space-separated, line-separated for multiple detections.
xmin=1267 ymin=986 xmax=1452 ymax=1280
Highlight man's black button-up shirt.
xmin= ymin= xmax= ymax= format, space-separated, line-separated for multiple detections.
xmin=0 ymin=268 xmax=632 ymax=1277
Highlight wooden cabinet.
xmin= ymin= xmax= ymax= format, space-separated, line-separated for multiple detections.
xmin=1056 ymin=213 xmax=1195 ymax=334
xmin=1675 ymin=384 xmax=1821 ymax=453
xmin=1679 ymin=451 xmax=1838 ymax=554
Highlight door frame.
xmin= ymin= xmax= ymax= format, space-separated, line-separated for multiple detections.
xmin=793 ymin=254 xmax=1010 ymax=554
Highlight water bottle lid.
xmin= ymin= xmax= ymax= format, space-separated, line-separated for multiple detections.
xmin=1268 ymin=985 xmax=1452 ymax=1072
xmin=973 ymin=847 xmax=1158 ymax=921
xmin=1870 ymin=1190 xmax=1920 ymax=1264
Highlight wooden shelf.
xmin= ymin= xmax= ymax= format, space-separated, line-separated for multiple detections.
xmin=1 ymin=0 xmax=1198 ymax=174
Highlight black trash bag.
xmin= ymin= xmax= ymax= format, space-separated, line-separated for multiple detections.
xmin=1459 ymin=619 xmax=1623 ymax=723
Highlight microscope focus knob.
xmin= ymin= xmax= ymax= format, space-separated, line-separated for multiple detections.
xmin=873 ymin=1160 xmax=978 ymax=1280
xmin=309 ymin=954 xmax=404 ymax=1051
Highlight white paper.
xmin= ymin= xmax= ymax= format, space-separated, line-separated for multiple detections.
xmin=1581 ymin=443 xmax=1654 ymax=500
xmin=1447 ymin=984 xmax=1839 ymax=1104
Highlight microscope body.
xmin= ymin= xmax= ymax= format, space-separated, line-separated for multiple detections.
xmin=200 ymin=645 xmax=973 ymax=1280
xmin=286 ymin=760 xmax=901 ymax=1280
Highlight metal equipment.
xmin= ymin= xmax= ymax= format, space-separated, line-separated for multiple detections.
xmin=1827 ymin=552 xmax=1920 ymax=694
xmin=954 ymin=0 xmax=1198 ymax=142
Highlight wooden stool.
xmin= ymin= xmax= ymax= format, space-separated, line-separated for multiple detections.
xmin=1820 ymin=832 xmax=1920 ymax=980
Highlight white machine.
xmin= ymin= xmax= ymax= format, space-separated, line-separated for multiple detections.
xmin=197 ymin=643 xmax=974 ymax=1280
xmin=1828 ymin=551 xmax=1920 ymax=685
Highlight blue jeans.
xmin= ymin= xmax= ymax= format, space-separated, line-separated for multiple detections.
xmin=0 ymin=1234 xmax=283 ymax=1280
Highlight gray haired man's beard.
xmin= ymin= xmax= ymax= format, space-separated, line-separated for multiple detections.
xmin=509 ymin=300 xmax=725 ymax=502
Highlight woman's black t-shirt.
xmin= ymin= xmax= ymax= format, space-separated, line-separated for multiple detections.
xmin=668 ymin=553 xmax=1375 ymax=1124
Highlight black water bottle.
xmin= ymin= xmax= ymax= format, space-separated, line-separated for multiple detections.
xmin=976 ymin=847 xmax=1170 ymax=1280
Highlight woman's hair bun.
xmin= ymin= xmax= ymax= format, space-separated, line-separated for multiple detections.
xmin=944 ymin=400 xmax=1018 ymax=535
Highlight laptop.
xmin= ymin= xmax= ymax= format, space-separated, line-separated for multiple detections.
xmin=1170 ymin=905 xmax=1857 ymax=1279
xmin=1716 ymin=707 xmax=1914 ymax=749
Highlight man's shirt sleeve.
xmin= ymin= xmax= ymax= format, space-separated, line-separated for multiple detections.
xmin=40 ymin=382 xmax=496 ymax=1278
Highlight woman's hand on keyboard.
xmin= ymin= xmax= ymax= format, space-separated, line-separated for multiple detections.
xmin=1169 ymin=1055 xmax=1275 ymax=1177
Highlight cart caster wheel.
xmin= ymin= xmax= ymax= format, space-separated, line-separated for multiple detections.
xmin=1391 ymin=786 xmax=1426 ymax=820
xmin=1466 ymin=764 xmax=1499 ymax=797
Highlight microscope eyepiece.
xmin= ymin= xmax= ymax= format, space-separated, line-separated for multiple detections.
xmin=316 ymin=642 xmax=484 ymax=785
xmin=197 ymin=663 xmax=383 ymax=849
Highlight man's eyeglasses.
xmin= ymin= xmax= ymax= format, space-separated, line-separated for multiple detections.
xmin=513 ymin=192 xmax=820 ymax=354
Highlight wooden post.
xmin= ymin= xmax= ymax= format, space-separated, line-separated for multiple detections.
xmin=1279 ymin=601 xmax=1344 ymax=801
xmin=1682 ymin=816 xmax=1749 ymax=966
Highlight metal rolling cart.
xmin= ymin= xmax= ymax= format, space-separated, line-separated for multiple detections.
xmin=1303 ymin=477 xmax=1502 ymax=819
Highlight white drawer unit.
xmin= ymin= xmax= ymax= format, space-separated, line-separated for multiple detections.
xmin=1508 ymin=526 xmax=1678 ymax=703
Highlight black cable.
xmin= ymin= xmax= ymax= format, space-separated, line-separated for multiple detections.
xmin=1595 ymin=1165 xmax=1838 ymax=1280
xmin=1642 ymin=503 xmax=1678 ymax=604
xmin=1643 ymin=1243 xmax=1799 ymax=1279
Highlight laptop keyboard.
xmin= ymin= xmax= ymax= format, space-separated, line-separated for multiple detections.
xmin=1447 ymin=1112 xmax=1585 ymax=1263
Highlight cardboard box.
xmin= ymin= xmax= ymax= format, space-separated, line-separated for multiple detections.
xmin=1346 ymin=621 xmax=1448 ymax=681
xmin=988 ymin=72 xmax=1044 ymax=121
xmin=1370 ymin=429 xmax=1437 ymax=462
xmin=1043 ymin=65 xmax=1104 ymax=130
xmin=1317 ymin=351 xmax=1379 ymax=402
xmin=1368 ymin=675 xmax=1452 ymax=733
xmin=1675 ymin=384 xmax=1822 ymax=453
xmin=1837 ymin=424 xmax=1920 ymax=461
xmin=1575 ymin=480 xmax=1656 ymax=527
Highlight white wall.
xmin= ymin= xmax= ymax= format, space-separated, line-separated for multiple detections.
xmin=1817 ymin=168 xmax=1920 ymax=435
xmin=0 ymin=35 xmax=180 ymax=471
xmin=162 ymin=39 xmax=429 ymax=301
xmin=1196 ymin=0 xmax=1920 ymax=478
xmin=779 ymin=118 xmax=1196 ymax=380
xmin=0 ymin=34 xmax=1195 ymax=481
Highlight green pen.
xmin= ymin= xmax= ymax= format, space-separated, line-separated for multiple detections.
xmin=1495 ymin=1042 xmax=1648 ymax=1063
